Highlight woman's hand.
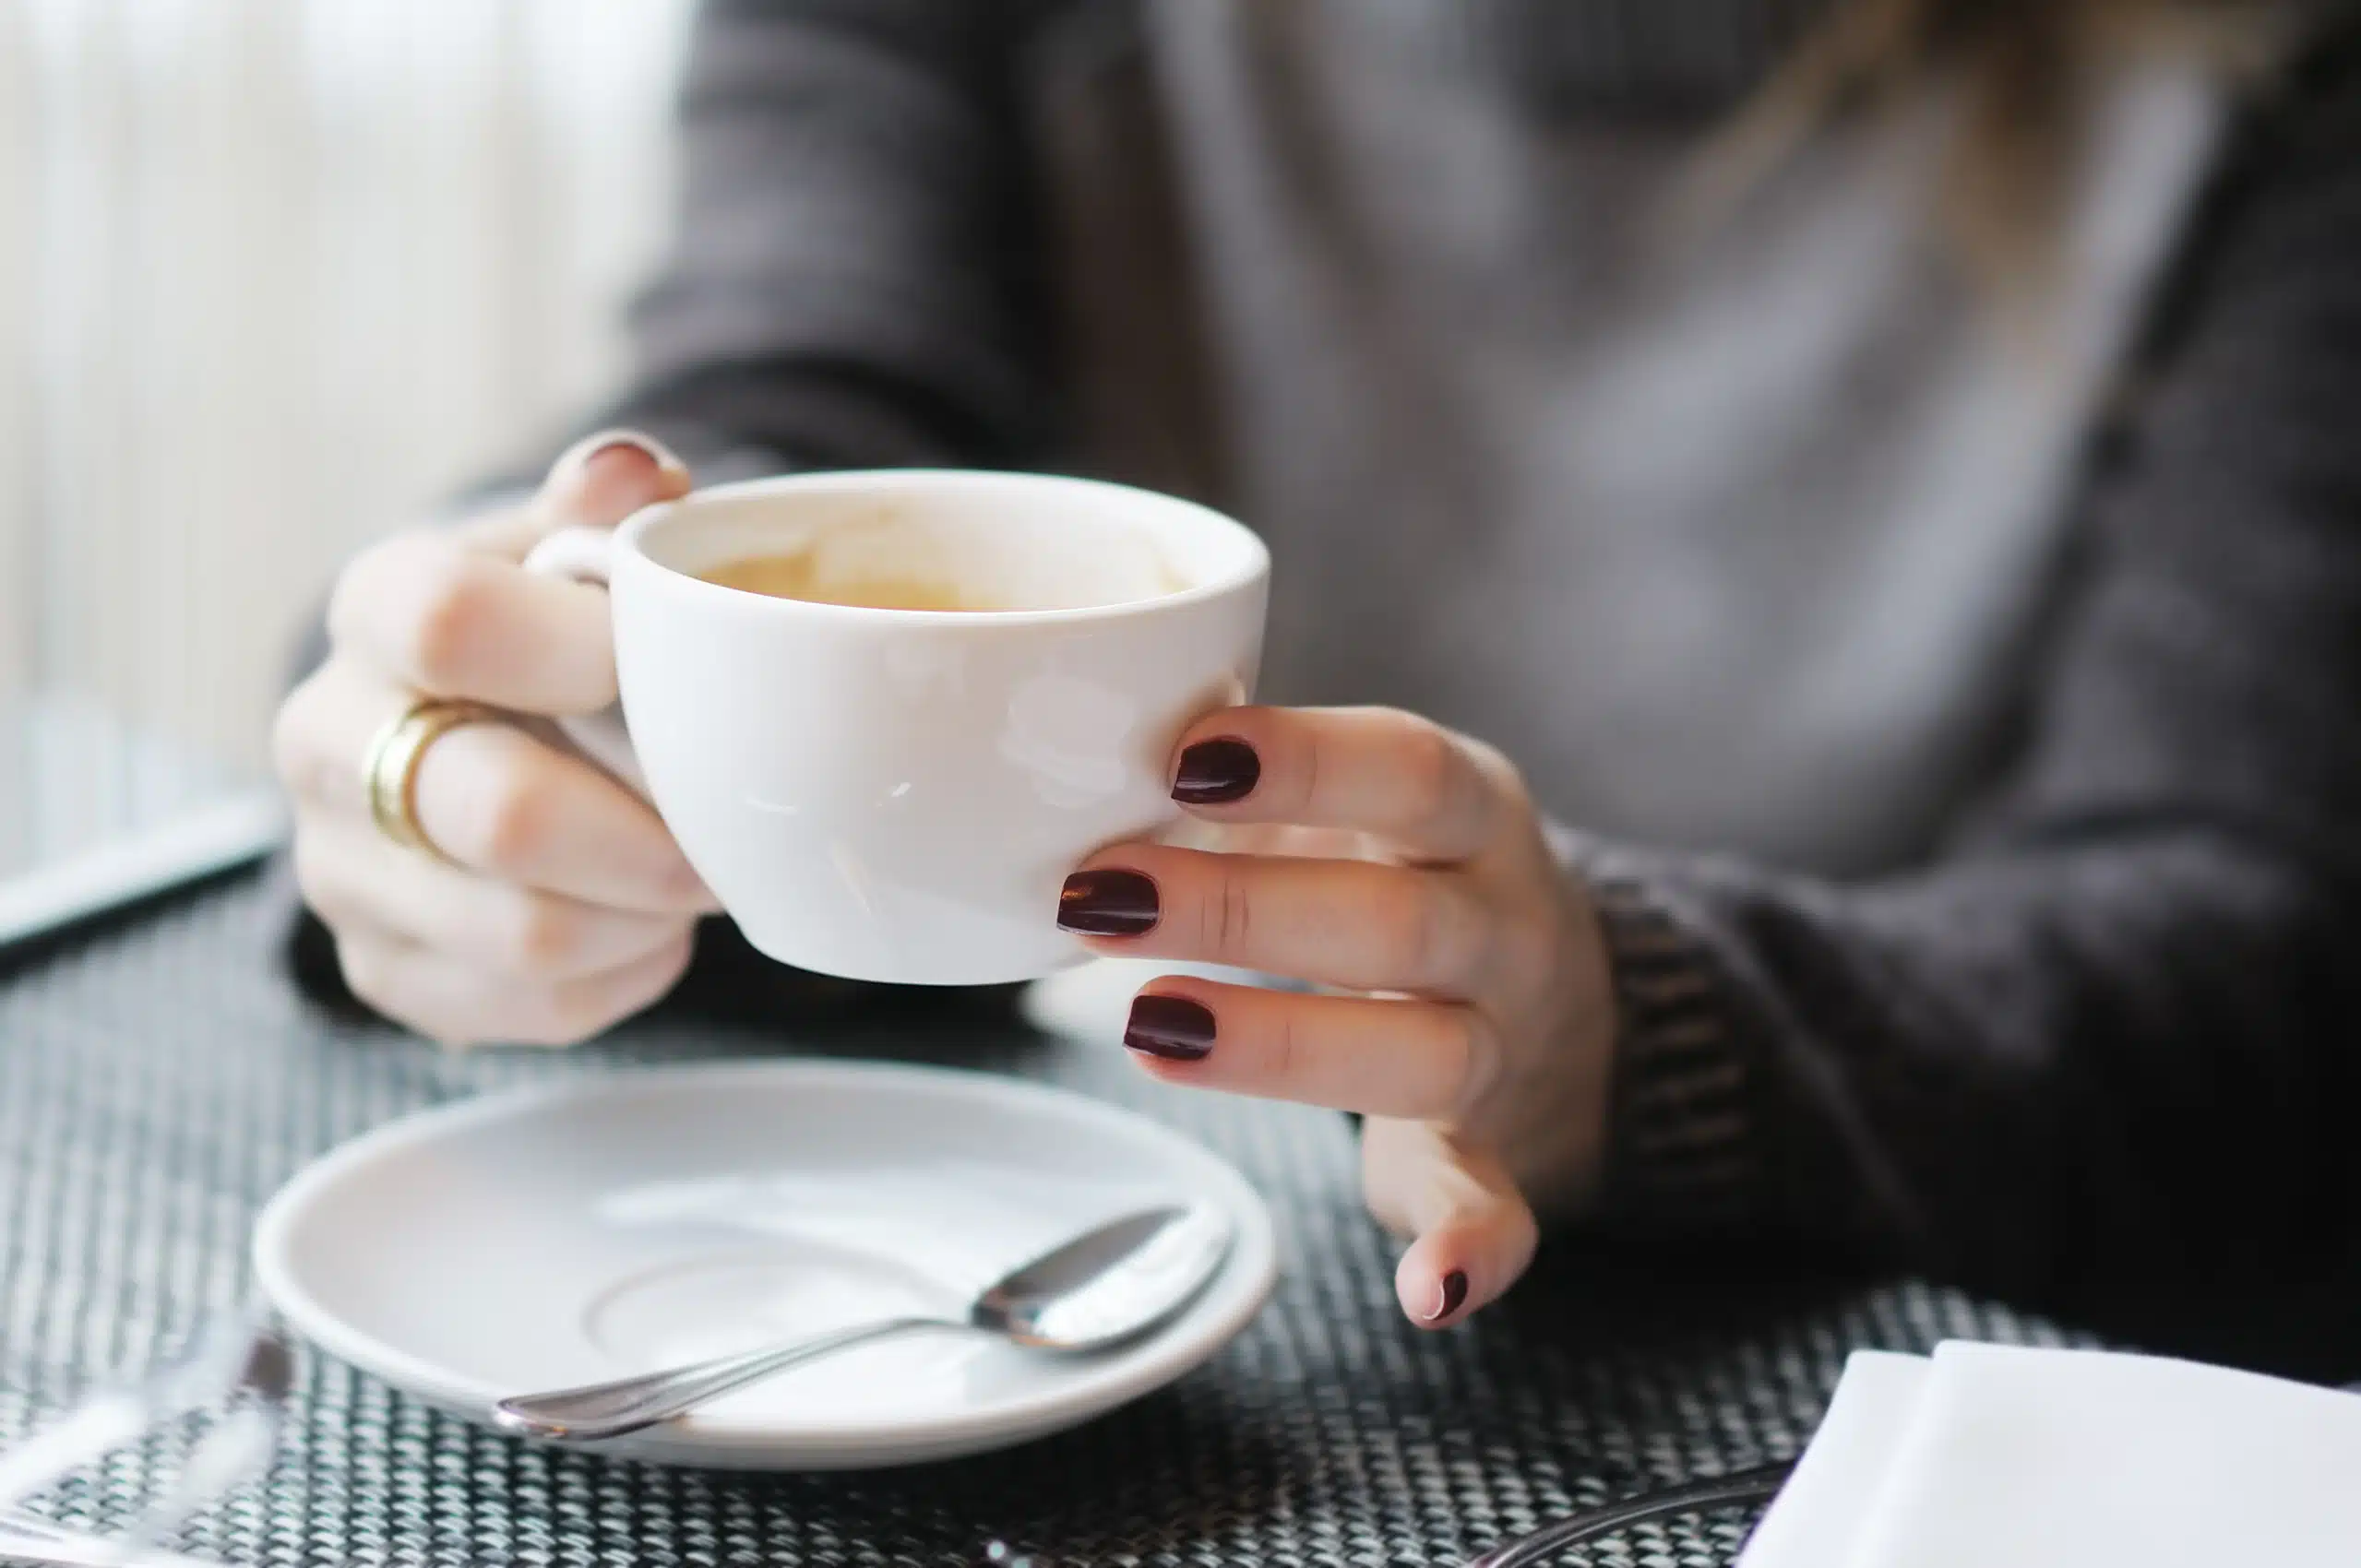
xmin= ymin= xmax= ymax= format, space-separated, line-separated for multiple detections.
xmin=1057 ymin=708 xmax=1619 ymax=1326
xmin=273 ymin=432 xmax=715 ymax=1047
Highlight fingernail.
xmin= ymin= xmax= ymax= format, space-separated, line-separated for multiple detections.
xmin=1057 ymin=869 xmax=1161 ymax=936
xmin=1172 ymin=738 xmax=1261 ymax=805
xmin=239 ymin=1336 xmax=295 ymax=1403
xmin=1125 ymin=994 xmax=1216 ymax=1062
xmin=1424 ymin=1270 xmax=1470 ymax=1324
xmin=557 ymin=427 xmax=688 ymax=483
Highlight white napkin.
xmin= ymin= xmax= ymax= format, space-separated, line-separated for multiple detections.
xmin=1742 ymin=1341 xmax=2361 ymax=1568
xmin=1736 ymin=1351 xmax=1929 ymax=1567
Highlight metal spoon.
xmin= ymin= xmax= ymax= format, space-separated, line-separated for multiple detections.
xmin=493 ymin=1204 xmax=1233 ymax=1442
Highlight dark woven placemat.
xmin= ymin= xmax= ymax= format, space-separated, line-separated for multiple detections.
xmin=0 ymin=877 xmax=2081 ymax=1566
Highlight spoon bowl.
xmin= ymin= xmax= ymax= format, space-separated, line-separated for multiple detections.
xmin=495 ymin=1204 xmax=1232 ymax=1442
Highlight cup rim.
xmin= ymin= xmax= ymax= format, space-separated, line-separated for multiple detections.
xmin=613 ymin=468 xmax=1269 ymax=624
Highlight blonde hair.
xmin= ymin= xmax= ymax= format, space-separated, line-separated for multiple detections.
xmin=1698 ymin=0 xmax=2308 ymax=286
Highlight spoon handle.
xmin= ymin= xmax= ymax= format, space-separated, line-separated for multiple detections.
xmin=494 ymin=1316 xmax=944 ymax=1442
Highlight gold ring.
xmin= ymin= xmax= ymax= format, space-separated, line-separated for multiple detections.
xmin=364 ymin=698 xmax=499 ymax=860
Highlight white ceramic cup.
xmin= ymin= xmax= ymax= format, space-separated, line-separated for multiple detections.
xmin=522 ymin=469 xmax=1269 ymax=987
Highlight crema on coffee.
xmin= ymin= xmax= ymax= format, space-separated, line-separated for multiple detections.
xmin=698 ymin=550 xmax=1014 ymax=612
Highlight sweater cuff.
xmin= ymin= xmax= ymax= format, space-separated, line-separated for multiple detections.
xmin=1557 ymin=833 xmax=1760 ymax=1229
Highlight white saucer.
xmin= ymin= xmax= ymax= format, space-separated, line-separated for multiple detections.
xmin=252 ymin=1062 xmax=1277 ymax=1469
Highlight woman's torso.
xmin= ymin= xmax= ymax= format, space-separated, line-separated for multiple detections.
xmin=1047 ymin=0 xmax=2231 ymax=874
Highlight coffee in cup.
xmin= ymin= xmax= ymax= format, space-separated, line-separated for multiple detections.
xmin=698 ymin=550 xmax=1003 ymax=612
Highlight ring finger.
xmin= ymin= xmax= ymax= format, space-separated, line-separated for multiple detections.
xmin=1059 ymin=843 xmax=1496 ymax=997
xmin=280 ymin=659 xmax=709 ymax=914
xmin=407 ymin=720 xmax=710 ymax=913
xmin=1116 ymin=976 xmax=1502 ymax=1124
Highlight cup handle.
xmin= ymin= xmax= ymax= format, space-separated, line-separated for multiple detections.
xmin=520 ymin=527 xmax=649 ymax=797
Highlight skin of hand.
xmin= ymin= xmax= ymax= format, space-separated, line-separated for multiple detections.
xmin=274 ymin=430 xmax=718 ymax=1047
xmin=1056 ymin=709 xmax=1621 ymax=1328
xmin=279 ymin=434 xmax=1617 ymax=1326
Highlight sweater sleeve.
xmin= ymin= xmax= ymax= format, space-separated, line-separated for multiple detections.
xmin=1583 ymin=27 xmax=2361 ymax=1343
xmin=490 ymin=0 xmax=1062 ymax=490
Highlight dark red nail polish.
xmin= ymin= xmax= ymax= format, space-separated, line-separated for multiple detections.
xmin=1057 ymin=869 xmax=1161 ymax=936
xmin=1425 ymin=1270 xmax=1469 ymax=1323
xmin=1125 ymin=994 xmax=1216 ymax=1062
xmin=1173 ymin=737 xmax=1261 ymax=805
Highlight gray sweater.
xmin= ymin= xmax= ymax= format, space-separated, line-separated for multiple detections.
xmin=295 ymin=1 xmax=2361 ymax=1363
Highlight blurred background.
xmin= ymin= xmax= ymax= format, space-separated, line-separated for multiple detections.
xmin=0 ymin=0 xmax=694 ymax=878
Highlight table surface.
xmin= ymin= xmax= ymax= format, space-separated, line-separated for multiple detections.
xmin=0 ymin=873 xmax=2079 ymax=1567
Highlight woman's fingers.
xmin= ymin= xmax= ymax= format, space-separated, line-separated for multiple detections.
xmin=293 ymin=814 xmax=693 ymax=983
xmin=406 ymin=721 xmax=711 ymax=913
xmin=326 ymin=432 xmax=688 ymax=715
xmin=1060 ymin=844 xmax=1496 ymax=996
xmin=1360 ymin=1118 xmax=1538 ymax=1329
xmin=1167 ymin=707 xmax=1523 ymax=865
xmin=276 ymin=658 xmax=710 ymax=914
xmin=1108 ymin=705 xmax=1577 ymax=1329
xmin=280 ymin=427 xmax=699 ymax=1051
xmin=328 ymin=530 xmax=619 ymax=714
xmin=1118 ymin=978 xmax=1502 ymax=1123
xmin=329 ymin=924 xmax=695 ymax=1051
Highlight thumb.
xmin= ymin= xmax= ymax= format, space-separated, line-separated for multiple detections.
xmin=1362 ymin=1118 xmax=1540 ymax=1330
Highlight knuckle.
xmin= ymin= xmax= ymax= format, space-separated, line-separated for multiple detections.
xmin=1449 ymin=1011 xmax=1508 ymax=1123
xmin=1357 ymin=1125 xmax=1421 ymax=1237
xmin=647 ymin=932 xmax=698 ymax=994
xmin=325 ymin=537 xmax=404 ymax=647
xmin=338 ymin=938 xmax=489 ymax=1050
xmin=1360 ymin=1174 xmax=1411 ymax=1237
xmin=520 ymin=936 xmax=688 ymax=1047
xmin=1388 ymin=712 xmax=1461 ymax=830
xmin=1269 ymin=1005 xmax=1302 ymax=1086
xmin=334 ymin=938 xmax=400 ymax=1018
xmin=642 ymin=931 xmax=697 ymax=992
xmin=271 ymin=669 xmax=349 ymax=805
xmin=496 ymin=895 xmax=594 ymax=979
xmin=1372 ymin=880 xmax=1440 ymax=982
xmin=268 ymin=676 xmax=319 ymax=791
xmin=1202 ymin=863 xmax=1255 ymax=963
xmin=1465 ymin=736 xmax=1532 ymax=824
xmin=475 ymin=756 xmax=554 ymax=873
xmin=1492 ymin=904 xmax=1557 ymax=996
xmin=1461 ymin=893 xmax=1512 ymax=991
xmin=531 ymin=983 xmax=628 ymax=1049
xmin=1390 ymin=875 xmax=1483 ymax=988
xmin=289 ymin=826 xmax=342 ymax=916
xmin=402 ymin=552 xmax=498 ymax=691
xmin=1465 ymin=735 xmax=1526 ymax=800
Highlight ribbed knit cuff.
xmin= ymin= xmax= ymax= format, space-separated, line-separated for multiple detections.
xmin=1554 ymin=832 xmax=1761 ymax=1228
